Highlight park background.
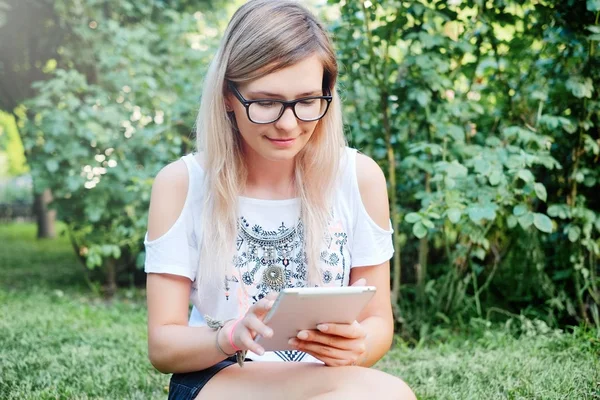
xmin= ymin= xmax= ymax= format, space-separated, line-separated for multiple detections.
xmin=0 ymin=0 xmax=599 ymax=398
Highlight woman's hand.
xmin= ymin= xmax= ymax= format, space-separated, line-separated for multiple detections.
xmin=288 ymin=320 xmax=368 ymax=367
xmin=288 ymin=278 xmax=369 ymax=367
xmin=220 ymin=293 xmax=277 ymax=356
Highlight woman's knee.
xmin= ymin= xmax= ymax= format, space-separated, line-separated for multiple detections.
xmin=330 ymin=367 xmax=416 ymax=400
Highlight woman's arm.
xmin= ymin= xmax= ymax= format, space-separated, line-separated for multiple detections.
xmin=349 ymin=153 xmax=394 ymax=367
xmin=146 ymin=161 xmax=233 ymax=373
xmin=147 ymin=273 xmax=232 ymax=373
xmin=289 ymin=153 xmax=395 ymax=367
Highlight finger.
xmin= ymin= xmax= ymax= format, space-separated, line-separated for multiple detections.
xmin=248 ymin=297 xmax=275 ymax=318
xmin=315 ymin=320 xmax=366 ymax=339
xmin=289 ymin=339 xmax=356 ymax=366
xmin=295 ymin=329 xmax=355 ymax=351
xmin=299 ymin=349 xmax=351 ymax=367
xmin=350 ymin=278 xmax=367 ymax=287
xmin=243 ymin=313 xmax=273 ymax=338
xmin=238 ymin=328 xmax=266 ymax=356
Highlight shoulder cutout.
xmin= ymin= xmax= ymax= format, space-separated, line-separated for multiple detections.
xmin=355 ymin=152 xmax=390 ymax=231
xmin=147 ymin=160 xmax=189 ymax=242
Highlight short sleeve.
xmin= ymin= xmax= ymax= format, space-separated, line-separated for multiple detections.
xmin=351 ymin=210 xmax=394 ymax=267
xmin=144 ymin=159 xmax=198 ymax=281
xmin=345 ymin=148 xmax=394 ymax=267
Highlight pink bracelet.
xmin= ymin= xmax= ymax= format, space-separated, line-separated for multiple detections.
xmin=228 ymin=318 xmax=243 ymax=352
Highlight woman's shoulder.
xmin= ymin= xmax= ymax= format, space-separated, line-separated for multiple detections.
xmin=153 ymin=159 xmax=189 ymax=195
xmin=354 ymin=151 xmax=386 ymax=195
xmin=340 ymin=148 xmax=389 ymax=230
xmin=340 ymin=148 xmax=386 ymax=196
xmin=147 ymin=160 xmax=190 ymax=241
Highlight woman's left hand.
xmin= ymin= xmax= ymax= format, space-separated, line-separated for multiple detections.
xmin=288 ymin=320 xmax=367 ymax=367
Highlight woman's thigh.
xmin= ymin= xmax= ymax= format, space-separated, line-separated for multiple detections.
xmin=196 ymin=362 xmax=415 ymax=400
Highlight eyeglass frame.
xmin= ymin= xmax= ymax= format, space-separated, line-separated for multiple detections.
xmin=226 ymin=81 xmax=333 ymax=124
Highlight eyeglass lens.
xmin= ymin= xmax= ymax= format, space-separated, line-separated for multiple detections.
xmin=248 ymin=98 xmax=328 ymax=123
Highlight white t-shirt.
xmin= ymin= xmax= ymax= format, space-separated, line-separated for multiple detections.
xmin=144 ymin=147 xmax=394 ymax=363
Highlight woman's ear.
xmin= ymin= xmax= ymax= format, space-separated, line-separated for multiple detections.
xmin=223 ymin=86 xmax=234 ymax=112
xmin=224 ymin=96 xmax=234 ymax=112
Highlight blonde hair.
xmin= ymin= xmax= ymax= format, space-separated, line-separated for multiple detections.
xmin=195 ymin=0 xmax=346 ymax=295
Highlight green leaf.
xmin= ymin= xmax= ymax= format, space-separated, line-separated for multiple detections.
xmin=474 ymin=159 xmax=491 ymax=176
xmin=534 ymin=183 xmax=547 ymax=202
xmin=45 ymin=159 xmax=59 ymax=173
xmin=444 ymin=176 xmax=456 ymax=189
xmin=517 ymin=169 xmax=534 ymax=183
xmin=507 ymin=215 xmax=518 ymax=229
xmin=513 ymin=204 xmax=528 ymax=217
xmin=422 ymin=219 xmax=435 ymax=229
xmin=468 ymin=205 xmax=497 ymax=224
xmin=472 ymin=248 xmax=486 ymax=261
xmin=584 ymin=176 xmax=596 ymax=187
xmin=405 ymin=212 xmax=421 ymax=223
xmin=567 ymin=226 xmax=581 ymax=242
xmin=446 ymin=161 xmax=468 ymax=178
xmin=413 ymin=222 xmax=427 ymax=239
xmin=587 ymin=0 xmax=600 ymax=11
xmin=447 ymin=125 xmax=465 ymax=142
xmin=581 ymin=268 xmax=590 ymax=279
xmin=447 ymin=208 xmax=462 ymax=223
xmin=87 ymin=207 xmax=103 ymax=223
xmin=533 ymin=213 xmax=553 ymax=233
xmin=414 ymin=90 xmax=430 ymax=107
xmin=547 ymin=205 xmax=561 ymax=217
xmin=112 ymin=246 xmax=122 ymax=259
xmin=136 ymin=251 xmax=146 ymax=268
xmin=518 ymin=212 xmax=534 ymax=229
xmin=566 ymin=76 xmax=594 ymax=98
xmin=489 ymin=169 xmax=502 ymax=186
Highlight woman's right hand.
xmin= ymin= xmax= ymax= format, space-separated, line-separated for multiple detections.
xmin=220 ymin=293 xmax=277 ymax=356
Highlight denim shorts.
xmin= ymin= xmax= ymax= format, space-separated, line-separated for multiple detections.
xmin=168 ymin=356 xmax=249 ymax=400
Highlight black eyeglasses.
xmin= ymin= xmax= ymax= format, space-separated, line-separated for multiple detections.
xmin=227 ymin=81 xmax=333 ymax=124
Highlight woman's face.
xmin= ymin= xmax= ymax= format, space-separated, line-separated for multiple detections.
xmin=227 ymin=54 xmax=325 ymax=163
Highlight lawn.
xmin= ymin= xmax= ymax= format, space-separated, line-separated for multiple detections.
xmin=1 ymin=223 xmax=599 ymax=399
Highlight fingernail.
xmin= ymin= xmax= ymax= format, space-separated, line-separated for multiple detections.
xmin=258 ymin=348 xmax=265 ymax=356
xmin=297 ymin=331 xmax=308 ymax=340
xmin=288 ymin=338 xmax=298 ymax=346
xmin=317 ymin=324 xmax=328 ymax=332
xmin=265 ymin=328 xmax=273 ymax=337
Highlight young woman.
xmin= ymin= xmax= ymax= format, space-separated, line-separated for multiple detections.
xmin=144 ymin=1 xmax=416 ymax=399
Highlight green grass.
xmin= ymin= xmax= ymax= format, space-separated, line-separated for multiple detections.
xmin=1 ymin=223 xmax=599 ymax=399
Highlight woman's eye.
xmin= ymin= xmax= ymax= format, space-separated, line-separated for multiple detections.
xmin=299 ymin=99 xmax=316 ymax=105
xmin=256 ymin=101 xmax=277 ymax=108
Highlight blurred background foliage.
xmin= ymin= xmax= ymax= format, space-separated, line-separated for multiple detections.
xmin=0 ymin=0 xmax=598 ymax=339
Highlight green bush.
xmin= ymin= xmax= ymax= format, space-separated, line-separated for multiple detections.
xmin=328 ymin=0 xmax=600 ymax=334
xmin=19 ymin=1 xmax=230 ymax=288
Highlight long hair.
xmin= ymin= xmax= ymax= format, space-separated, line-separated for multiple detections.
xmin=195 ymin=0 xmax=346 ymax=296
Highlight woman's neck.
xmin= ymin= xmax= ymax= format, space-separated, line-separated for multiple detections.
xmin=243 ymin=150 xmax=297 ymax=200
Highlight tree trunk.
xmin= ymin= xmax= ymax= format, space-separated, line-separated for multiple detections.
xmin=34 ymin=188 xmax=56 ymax=239
xmin=104 ymin=258 xmax=117 ymax=299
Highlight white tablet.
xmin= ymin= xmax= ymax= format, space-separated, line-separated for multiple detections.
xmin=255 ymin=286 xmax=376 ymax=351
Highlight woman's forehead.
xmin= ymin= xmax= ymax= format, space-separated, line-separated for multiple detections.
xmin=242 ymin=55 xmax=324 ymax=97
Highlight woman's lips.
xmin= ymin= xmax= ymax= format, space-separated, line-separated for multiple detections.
xmin=266 ymin=137 xmax=296 ymax=147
